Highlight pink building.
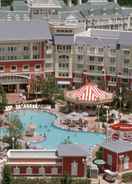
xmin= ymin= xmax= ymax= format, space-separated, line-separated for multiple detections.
xmin=7 ymin=144 xmax=87 ymax=177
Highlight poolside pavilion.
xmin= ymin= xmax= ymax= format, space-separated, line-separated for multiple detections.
xmin=64 ymin=81 xmax=113 ymax=109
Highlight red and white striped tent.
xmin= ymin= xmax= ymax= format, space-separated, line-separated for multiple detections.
xmin=64 ymin=82 xmax=113 ymax=105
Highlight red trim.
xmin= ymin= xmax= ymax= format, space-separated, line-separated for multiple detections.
xmin=111 ymin=123 xmax=132 ymax=131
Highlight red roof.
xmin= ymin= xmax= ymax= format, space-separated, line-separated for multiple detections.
xmin=65 ymin=82 xmax=113 ymax=104
xmin=111 ymin=122 xmax=132 ymax=131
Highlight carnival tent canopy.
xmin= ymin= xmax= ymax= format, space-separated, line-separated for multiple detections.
xmin=64 ymin=82 xmax=113 ymax=105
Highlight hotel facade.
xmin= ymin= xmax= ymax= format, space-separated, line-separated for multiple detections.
xmin=0 ymin=21 xmax=132 ymax=92
xmin=0 ymin=21 xmax=51 ymax=93
xmin=45 ymin=28 xmax=132 ymax=91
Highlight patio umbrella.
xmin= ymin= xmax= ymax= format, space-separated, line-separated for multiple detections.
xmin=69 ymin=112 xmax=78 ymax=116
xmin=80 ymin=112 xmax=89 ymax=117
xmin=93 ymin=159 xmax=106 ymax=166
xmin=66 ymin=114 xmax=80 ymax=121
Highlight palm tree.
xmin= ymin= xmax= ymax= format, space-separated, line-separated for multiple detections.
xmin=6 ymin=114 xmax=24 ymax=149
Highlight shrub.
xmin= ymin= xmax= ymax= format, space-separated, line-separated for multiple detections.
xmin=122 ymin=172 xmax=132 ymax=183
xmin=2 ymin=165 xmax=12 ymax=184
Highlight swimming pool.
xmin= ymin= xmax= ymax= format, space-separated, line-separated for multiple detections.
xmin=7 ymin=110 xmax=106 ymax=149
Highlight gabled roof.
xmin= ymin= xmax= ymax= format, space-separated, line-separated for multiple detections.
xmin=101 ymin=140 xmax=132 ymax=153
xmin=58 ymin=144 xmax=88 ymax=157
xmin=0 ymin=20 xmax=51 ymax=41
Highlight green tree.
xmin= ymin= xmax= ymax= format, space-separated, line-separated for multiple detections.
xmin=0 ymin=84 xmax=7 ymax=113
xmin=6 ymin=114 xmax=24 ymax=149
xmin=2 ymin=165 xmax=12 ymax=184
xmin=96 ymin=147 xmax=103 ymax=159
xmin=118 ymin=0 xmax=132 ymax=6
xmin=41 ymin=76 xmax=63 ymax=104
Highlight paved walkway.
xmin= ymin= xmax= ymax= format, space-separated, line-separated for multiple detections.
xmin=98 ymin=176 xmax=125 ymax=184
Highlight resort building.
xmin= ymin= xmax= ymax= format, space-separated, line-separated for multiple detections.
xmin=0 ymin=20 xmax=132 ymax=92
xmin=102 ymin=140 xmax=132 ymax=172
xmin=7 ymin=144 xmax=87 ymax=177
xmin=0 ymin=20 xmax=51 ymax=93
xmin=45 ymin=28 xmax=132 ymax=90
xmin=74 ymin=29 xmax=132 ymax=91
xmin=0 ymin=0 xmax=132 ymax=32
xmin=26 ymin=0 xmax=66 ymax=19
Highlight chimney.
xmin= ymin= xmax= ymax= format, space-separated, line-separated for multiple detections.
xmin=78 ymin=0 xmax=82 ymax=5
xmin=67 ymin=0 xmax=72 ymax=7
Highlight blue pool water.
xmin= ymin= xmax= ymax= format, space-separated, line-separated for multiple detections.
xmin=2 ymin=111 xmax=106 ymax=149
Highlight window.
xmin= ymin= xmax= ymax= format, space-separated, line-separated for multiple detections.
xmin=24 ymin=46 xmax=29 ymax=51
xmin=90 ymin=47 xmax=95 ymax=52
xmin=98 ymin=57 xmax=103 ymax=62
xmin=33 ymin=10 xmax=39 ymax=15
xmin=33 ymin=55 xmax=39 ymax=59
xmin=35 ymin=64 xmax=41 ymax=71
xmin=124 ymin=50 xmax=130 ymax=55
xmin=51 ymin=167 xmax=58 ymax=175
xmin=124 ymin=68 xmax=128 ymax=74
xmin=109 ymin=67 xmax=115 ymax=73
xmin=124 ymin=59 xmax=129 ymax=65
xmin=23 ymin=65 xmax=29 ymax=71
xmin=0 ymin=65 xmax=4 ymax=72
xmin=8 ymin=47 xmax=16 ymax=52
xmin=33 ymin=46 xmax=38 ymax=51
xmin=59 ymin=55 xmax=69 ymax=60
xmin=110 ymin=57 xmax=116 ymax=64
xmin=77 ymin=64 xmax=83 ymax=69
xmin=98 ymin=48 xmax=103 ymax=52
xmin=111 ymin=49 xmax=116 ymax=54
xmin=90 ymin=65 xmax=94 ymax=71
xmin=26 ymin=167 xmax=32 ymax=175
xmin=39 ymin=167 xmax=45 ymax=175
xmin=71 ymin=161 xmax=78 ymax=176
xmin=77 ymin=55 xmax=83 ymax=61
xmin=11 ymin=65 xmax=17 ymax=72
xmin=45 ymin=63 xmax=52 ymax=68
xmin=24 ymin=55 xmax=30 ymax=59
xmin=98 ymin=66 xmax=102 ymax=71
xmin=111 ymin=77 xmax=116 ymax=82
xmin=89 ymin=56 xmax=95 ymax=61
xmin=107 ymin=154 xmax=112 ymax=166
xmin=13 ymin=167 xmax=20 ymax=175
xmin=124 ymin=156 xmax=129 ymax=170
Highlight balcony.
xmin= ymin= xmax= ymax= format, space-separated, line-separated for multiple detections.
xmin=46 ymin=49 xmax=52 ymax=54
xmin=108 ymin=81 xmax=117 ymax=87
xmin=45 ymin=58 xmax=53 ymax=63
xmin=0 ymin=75 xmax=28 ymax=85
